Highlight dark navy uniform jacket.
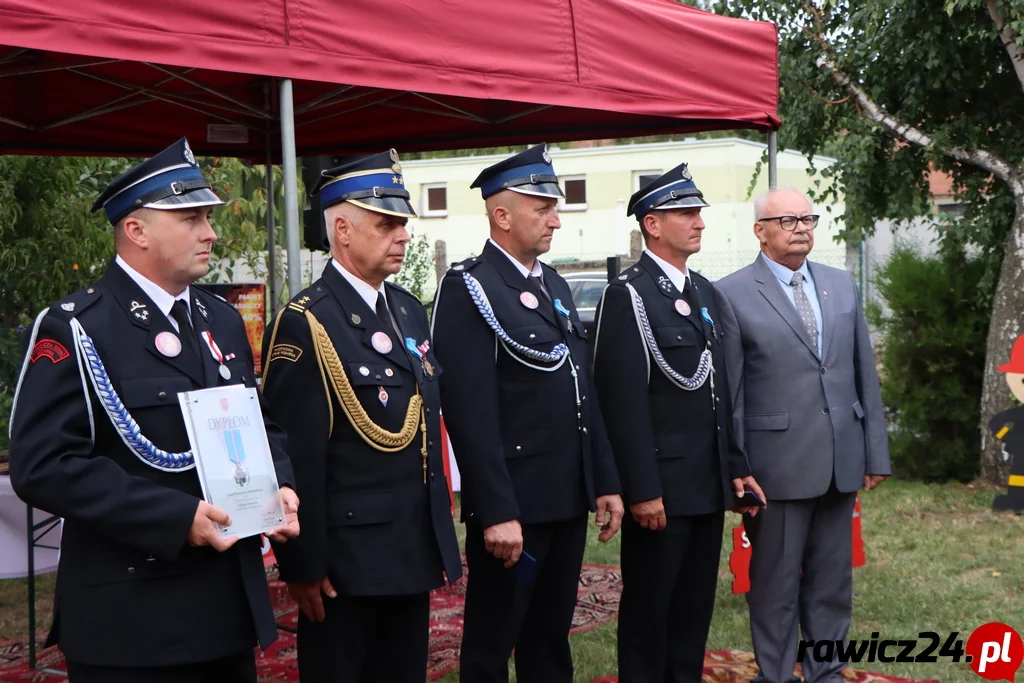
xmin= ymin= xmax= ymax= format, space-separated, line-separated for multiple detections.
xmin=260 ymin=263 xmax=462 ymax=595
xmin=9 ymin=260 xmax=294 ymax=667
xmin=431 ymin=240 xmax=621 ymax=529
xmin=593 ymin=253 xmax=750 ymax=516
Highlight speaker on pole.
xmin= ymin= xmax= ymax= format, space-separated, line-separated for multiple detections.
xmin=301 ymin=154 xmax=363 ymax=251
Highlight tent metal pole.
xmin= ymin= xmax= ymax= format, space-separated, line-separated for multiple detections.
xmin=768 ymin=130 xmax=778 ymax=190
xmin=265 ymin=129 xmax=278 ymax=318
xmin=279 ymin=78 xmax=301 ymax=299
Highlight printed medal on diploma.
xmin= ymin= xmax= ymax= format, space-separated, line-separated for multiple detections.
xmin=178 ymin=385 xmax=285 ymax=539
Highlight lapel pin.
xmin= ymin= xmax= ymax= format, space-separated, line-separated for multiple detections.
xmin=61 ymin=302 xmax=75 ymax=312
xmin=371 ymin=331 xmax=393 ymax=355
xmin=359 ymin=366 xmax=370 ymax=376
xmin=130 ymin=300 xmax=149 ymax=322
xmin=378 ymin=386 xmax=389 ymax=407
xmin=195 ymin=298 xmax=209 ymax=320
xmin=155 ymin=331 xmax=182 ymax=358
xmin=351 ymin=313 xmax=362 ymax=325
xmin=385 ymin=367 xmax=394 ymax=377
xmin=675 ymin=299 xmax=691 ymax=316
xmin=400 ymin=306 xmax=408 ymax=316
xmin=520 ymin=291 xmax=539 ymax=310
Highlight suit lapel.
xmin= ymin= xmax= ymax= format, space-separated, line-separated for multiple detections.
xmin=483 ymin=241 xmax=558 ymax=328
xmin=808 ymin=262 xmax=835 ymax=362
xmin=189 ymin=292 xmax=224 ymax=387
xmin=690 ymin=279 xmax=716 ymax=342
xmin=102 ymin=264 xmax=205 ymax=384
xmin=752 ymin=255 xmax=818 ymax=359
xmin=387 ymin=286 xmax=425 ymax=382
xmin=322 ymin=264 xmax=413 ymax=372
xmin=638 ymin=252 xmax=704 ymax=337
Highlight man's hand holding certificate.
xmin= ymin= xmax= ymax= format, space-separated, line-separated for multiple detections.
xmin=179 ymin=384 xmax=299 ymax=542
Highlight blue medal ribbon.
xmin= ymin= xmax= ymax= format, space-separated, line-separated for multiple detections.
xmin=225 ymin=428 xmax=246 ymax=465
xmin=553 ymin=299 xmax=572 ymax=319
xmin=405 ymin=337 xmax=423 ymax=358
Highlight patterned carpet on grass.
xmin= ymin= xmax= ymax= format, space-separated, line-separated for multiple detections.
xmin=0 ymin=562 xmax=622 ymax=681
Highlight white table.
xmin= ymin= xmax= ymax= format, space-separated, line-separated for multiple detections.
xmin=0 ymin=475 xmax=61 ymax=579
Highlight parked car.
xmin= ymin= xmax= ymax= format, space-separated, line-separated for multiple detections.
xmin=562 ymin=271 xmax=608 ymax=342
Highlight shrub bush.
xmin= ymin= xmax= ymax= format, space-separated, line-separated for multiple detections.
xmin=866 ymin=238 xmax=988 ymax=482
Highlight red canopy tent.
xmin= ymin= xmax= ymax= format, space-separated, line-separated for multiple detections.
xmin=0 ymin=0 xmax=778 ymax=158
xmin=0 ymin=0 xmax=780 ymax=308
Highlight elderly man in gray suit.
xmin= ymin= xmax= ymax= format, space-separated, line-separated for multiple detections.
xmin=714 ymin=188 xmax=890 ymax=683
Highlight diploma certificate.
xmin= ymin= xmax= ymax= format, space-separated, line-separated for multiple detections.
xmin=178 ymin=384 xmax=285 ymax=539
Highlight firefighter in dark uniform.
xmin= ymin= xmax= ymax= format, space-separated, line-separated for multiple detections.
xmin=592 ymin=163 xmax=765 ymax=683
xmin=431 ymin=144 xmax=624 ymax=683
xmin=260 ymin=149 xmax=462 ymax=683
xmin=990 ymin=334 xmax=1024 ymax=513
xmin=8 ymin=137 xmax=300 ymax=683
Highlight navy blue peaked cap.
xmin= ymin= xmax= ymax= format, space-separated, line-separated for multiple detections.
xmin=310 ymin=149 xmax=416 ymax=218
xmin=91 ymin=137 xmax=223 ymax=225
xmin=627 ymin=162 xmax=710 ymax=222
xmin=471 ymin=143 xmax=564 ymax=200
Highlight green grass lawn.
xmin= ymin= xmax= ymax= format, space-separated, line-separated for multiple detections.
xmin=435 ymin=480 xmax=1024 ymax=682
xmin=2 ymin=480 xmax=1021 ymax=683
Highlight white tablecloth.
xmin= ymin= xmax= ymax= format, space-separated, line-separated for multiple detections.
xmin=0 ymin=475 xmax=61 ymax=579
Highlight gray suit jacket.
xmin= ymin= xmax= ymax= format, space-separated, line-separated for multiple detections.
xmin=714 ymin=255 xmax=890 ymax=500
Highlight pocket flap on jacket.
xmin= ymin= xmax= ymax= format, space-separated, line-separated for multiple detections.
xmin=119 ymin=376 xmax=193 ymax=409
xmin=347 ymin=361 xmax=404 ymax=387
xmin=853 ymin=401 xmax=865 ymax=419
xmin=744 ymin=413 xmax=789 ymax=431
xmin=506 ymin=324 xmax=560 ymax=346
xmin=331 ymin=491 xmax=394 ymax=526
xmin=654 ymin=326 xmax=698 ymax=348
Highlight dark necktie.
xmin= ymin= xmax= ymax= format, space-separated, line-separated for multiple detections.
xmin=376 ymin=292 xmax=399 ymax=346
xmin=527 ymin=274 xmax=551 ymax=303
xmin=170 ymin=299 xmax=201 ymax=359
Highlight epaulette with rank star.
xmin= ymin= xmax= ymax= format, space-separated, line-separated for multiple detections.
xmin=49 ymin=284 xmax=103 ymax=320
xmin=449 ymin=255 xmax=483 ymax=273
xmin=612 ymin=264 xmax=643 ymax=286
xmin=285 ymin=285 xmax=328 ymax=314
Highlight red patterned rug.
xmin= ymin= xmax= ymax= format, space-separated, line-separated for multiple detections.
xmin=589 ymin=650 xmax=939 ymax=683
xmin=0 ymin=562 xmax=622 ymax=682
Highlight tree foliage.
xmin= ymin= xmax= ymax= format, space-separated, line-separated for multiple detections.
xmin=0 ymin=155 xmax=132 ymax=450
xmin=710 ymin=0 xmax=1024 ymax=482
xmin=391 ymin=233 xmax=435 ymax=303
xmin=866 ymin=237 xmax=988 ymax=482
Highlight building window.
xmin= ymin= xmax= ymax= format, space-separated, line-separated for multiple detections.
xmin=938 ymin=202 xmax=965 ymax=220
xmin=559 ymin=176 xmax=587 ymax=212
xmin=634 ymin=170 xmax=662 ymax=193
xmin=422 ymin=183 xmax=448 ymax=218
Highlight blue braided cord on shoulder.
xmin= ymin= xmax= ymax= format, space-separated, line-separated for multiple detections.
xmin=462 ymin=272 xmax=569 ymax=364
xmin=76 ymin=328 xmax=195 ymax=471
xmin=630 ymin=286 xmax=712 ymax=391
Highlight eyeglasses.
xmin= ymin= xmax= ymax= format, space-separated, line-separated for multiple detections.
xmin=757 ymin=215 xmax=820 ymax=231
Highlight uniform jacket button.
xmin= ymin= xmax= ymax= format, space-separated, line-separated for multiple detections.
xmin=158 ymin=391 xmax=167 ymax=401
xmin=820 ymin=367 xmax=827 ymax=375
xmin=346 ymin=511 xmax=354 ymax=520
xmin=127 ymin=566 xmax=136 ymax=575
xmin=822 ymin=407 xmax=830 ymax=414
xmin=516 ymin=445 xmax=522 ymax=452
xmin=582 ymin=427 xmax=588 ymax=434
xmin=429 ymin=440 xmax=435 ymax=447
xmin=430 ymin=472 xmax=436 ymax=481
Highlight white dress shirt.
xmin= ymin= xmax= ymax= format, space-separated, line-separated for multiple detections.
xmin=644 ymin=248 xmax=691 ymax=292
xmin=115 ymin=255 xmax=191 ymax=332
